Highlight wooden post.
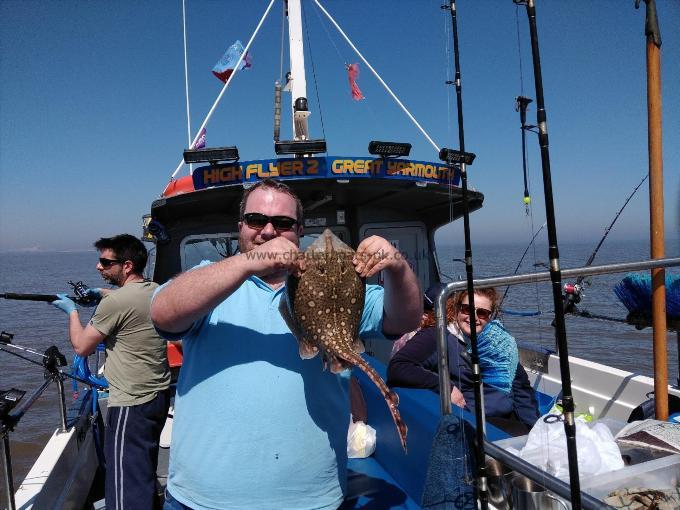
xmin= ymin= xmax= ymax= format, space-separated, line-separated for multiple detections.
xmin=641 ymin=0 xmax=667 ymax=420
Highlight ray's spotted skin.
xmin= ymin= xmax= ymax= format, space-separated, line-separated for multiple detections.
xmin=280 ymin=229 xmax=408 ymax=452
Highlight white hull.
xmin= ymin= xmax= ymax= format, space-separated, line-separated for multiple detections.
xmin=14 ymin=426 xmax=99 ymax=510
xmin=525 ymin=346 xmax=680 ymax=421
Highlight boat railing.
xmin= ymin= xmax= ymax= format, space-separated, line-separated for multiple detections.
xmin=1 ymin=345 xmax=96 ymax=510
xmin=432 ymin=256 xmax=680 ymax=509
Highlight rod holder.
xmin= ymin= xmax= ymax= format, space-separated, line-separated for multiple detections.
xmin=55 ymin=376 xmax=67 ymax=433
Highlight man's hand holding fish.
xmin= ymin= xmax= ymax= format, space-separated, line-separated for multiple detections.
xmin=353 ymin=236 xmax=422 ymax=337
xmin=247 ymin=236 xmax=303 ymax=280
xmin=353 ymin=235 xmax=404 ymax=278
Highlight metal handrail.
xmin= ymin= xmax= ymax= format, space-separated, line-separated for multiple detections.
xmin=433 ymin=256 xmax=680 ymax=507
xmin=1 ymin=362 xmax=76 ymax=510
xmin=440 ymin=256 xmax=680 ymax=296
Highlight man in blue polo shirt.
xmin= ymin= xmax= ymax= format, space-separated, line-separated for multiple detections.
xmin=151 ymin=178 xmax=422 ymax=510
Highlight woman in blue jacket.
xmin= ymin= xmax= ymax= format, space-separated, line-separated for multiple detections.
xmin=387 ymin=287 xmax=539 ymax=435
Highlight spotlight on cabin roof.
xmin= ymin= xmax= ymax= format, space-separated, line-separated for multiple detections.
xmin=368 ymin=140 xmax=411 ymax=158
xmin=183 ymin=146 xmax=240 ymax=164
xmin=438 ymin=148 xmax=476 ymax=166
xmin=275 ymin=139 xmax=327 ymax=156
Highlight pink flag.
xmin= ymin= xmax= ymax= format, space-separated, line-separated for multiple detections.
xmin=191 ymin=128 xmax=206 ymax=149
xmin=346 ymin=63 xmax=364 ymax=101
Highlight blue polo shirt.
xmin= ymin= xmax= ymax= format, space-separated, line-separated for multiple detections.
xmin=161 ymin=274 xmax=386 ymax=510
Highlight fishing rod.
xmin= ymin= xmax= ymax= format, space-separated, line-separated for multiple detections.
xmin=514 ymin=0 xmax=582 ymax=507
xmin=0 ymin=332 xmax=97 ymax=388
xmin=0 ymin=332 xmax=47 ymax=360
xmin=580 ymin=174 xmax=649 ymax=282
xmin=555 ymin=173 xmax=650 ymax=317
xmin=0 ymin=331 xmax=67 ymax=373
xmin=1 ymin=293 xmax=74 ymax=303
xmin=0 ymin=281 xmax=99 ymax=306
xmin=499 ymin=221 xmax=546 ymax=307
xmin=440 ymin=1 xmax=489 ymax=507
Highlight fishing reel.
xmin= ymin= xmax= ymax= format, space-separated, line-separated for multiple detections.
xmin=43 ymin=345 xmax=67 ymax=379
xmin=68 ymin=280 xmax=99 ymax=306
xmin=43 ymin=345 xmax=67 ymax=370
xmin=562 ymin=282 xmax=583 ymax=314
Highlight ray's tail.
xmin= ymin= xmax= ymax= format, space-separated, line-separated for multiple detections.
xmin=344 ymin=352 xmax=408 ymax=452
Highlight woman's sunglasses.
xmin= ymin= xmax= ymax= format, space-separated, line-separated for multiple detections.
xmin=99 ymin=258 xmax=124 ymax=268
xmin=458 ymin=303 xmax=493 ymax=321
xmin=242 ymin=212 xmax=298 ymax=232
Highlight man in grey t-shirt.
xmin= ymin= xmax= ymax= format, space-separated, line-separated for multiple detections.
xmin=52 ymin=234 xmax=170 ymax=510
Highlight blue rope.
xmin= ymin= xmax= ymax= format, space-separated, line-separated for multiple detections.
xmin=70 ymin=348 xmax=108 ymax=468
xmin=500 ymin=308 xmax=542 ymax=317
xmin=72 ymin=351 xmax=108 ymax=389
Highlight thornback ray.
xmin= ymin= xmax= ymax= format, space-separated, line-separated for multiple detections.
xmin=280 ymin=228 xmax=408 ymax=451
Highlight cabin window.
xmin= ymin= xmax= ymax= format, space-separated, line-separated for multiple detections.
xmin=180 ymin=234 xmax=238 ymax=270
xmin=359 ymin=222 xmax=429 ymax=287
xmin=142 ymin=241 xmax=156 ymax=280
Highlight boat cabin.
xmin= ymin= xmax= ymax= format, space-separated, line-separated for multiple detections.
xmin=150 ymin=157 xmax=482 ymax=282
xmin=148 ymin=156 xmax=483 ymax=361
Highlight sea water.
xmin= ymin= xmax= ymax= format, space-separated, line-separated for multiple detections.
xmin=0 ymin=239 xmax=678 ymax=495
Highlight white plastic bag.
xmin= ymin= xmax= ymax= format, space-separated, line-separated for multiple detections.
xmin=518 ymin=414 xmax=624 ymax=480
xmin=347 ymin=419 xmax=377 ymax=458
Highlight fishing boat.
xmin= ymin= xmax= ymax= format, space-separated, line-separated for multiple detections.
xmin=3 ymin=1 xmax=680 ymax=509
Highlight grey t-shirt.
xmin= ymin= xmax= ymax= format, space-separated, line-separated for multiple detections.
xmin=90 ymin=281 xmax=170 ymax=406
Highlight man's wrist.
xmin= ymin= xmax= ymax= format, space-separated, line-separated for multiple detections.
xmin=232 ymin=253 xmax=259 ymax=279
xmin=386 ymin=255 xmax=410 ymax=275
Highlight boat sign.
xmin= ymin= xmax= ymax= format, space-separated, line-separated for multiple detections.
xmin=191 ymin=156 xmax=460 ymax=190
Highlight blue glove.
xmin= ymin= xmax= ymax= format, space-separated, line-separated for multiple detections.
xmin=52 ymin=293 xmax=77 ymax=314
xmin=78 ymin=287 xmax=104 ymax=307
xmin=84 ymin=288 xmax=103 ymax=299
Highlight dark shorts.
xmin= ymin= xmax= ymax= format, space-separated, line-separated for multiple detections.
xmin=105 ymin=390 xmax=170 ymax=510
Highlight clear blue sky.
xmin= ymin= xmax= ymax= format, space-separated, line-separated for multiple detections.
xmin=1 ymin=0 xmax=678 ymax=252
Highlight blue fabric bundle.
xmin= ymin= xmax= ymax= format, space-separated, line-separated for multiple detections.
xmin=470 ymin=320 xmax=519 ymax=394
xmin=614 ymin=273 xmax=680 ymax=318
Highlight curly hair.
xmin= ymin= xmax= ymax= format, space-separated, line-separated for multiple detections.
xmin=419 ymin=299 xmax=457 ymax=328
xmin=452 ymin=287 xmax=500 ymax=319
xmin=420 ymin=288 xmax=500 ymax=329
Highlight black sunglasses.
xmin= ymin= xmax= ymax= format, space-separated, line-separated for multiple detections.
xmin=459 ymin=303 xmax=493 ymax=321
xmin=242 ymin=212 xmax=298 ymax=232
xmin=99 ymin=257 xmax=124 ymax=268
